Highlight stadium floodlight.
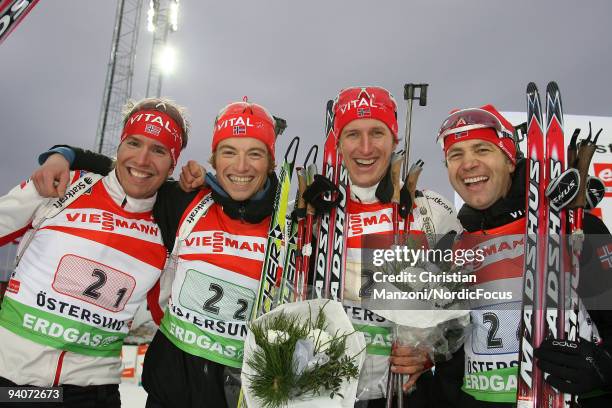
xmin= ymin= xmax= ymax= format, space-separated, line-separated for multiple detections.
xmin=157 ymin=45 xmax=176 ymax=74
xmin=147 ymin=0 xmax=156 ymax=32
xmin=169 ymin=0 xmax=179 ymax=32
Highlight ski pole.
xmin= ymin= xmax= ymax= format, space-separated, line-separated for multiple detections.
xmin=565 ymin=128 xmax=582 ymax=408
xmin=402 ymin=160 xmax=424 ymax=241
xmin=565 ymin=123 xmax=601 ymax=407
xmin=300 ymin=163 xmax=318 ymax=300
xmin=289 ymin=166 xmax=306 ymax=302
xmin=402 ymin=84 xmax=428 ymax=180
xmin=387 ymin=152 xmax=405 ymax=408
xmin=391 ymin=153 xmax=404 ymax=243
xmin=294 ymin=145 xmax=318 ymax=301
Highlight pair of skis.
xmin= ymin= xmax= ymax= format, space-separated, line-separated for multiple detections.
xmin=256 ymin=96 xmax=350 ymax=313
xmin=517 ymin=82 xmax=602 ymax=407
xmin=312 ymin=100 xmax=350 ymax=302
xmin=237 ymin=136 xmax=300 ymax=408
xmin=0 ymin=0 xmax=40 ymax=45
xmin=517 ymin=81 xmax=570 ymax=408
xmin=250 ymin=136 xmax=300 ymax=319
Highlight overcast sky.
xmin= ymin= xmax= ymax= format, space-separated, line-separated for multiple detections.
xmin=1 ymin=0 xmax=611 ymax=200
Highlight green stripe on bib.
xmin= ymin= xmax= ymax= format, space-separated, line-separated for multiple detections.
xmin=353 ymin=323 xmax=392 ymax=356
xmin=0 ymin=297 xmax=124 ymax=357
xmin=462 ymin=366 xmax=518 ymax=403
xmin=160 ymin=312 xmax=245 ymax=368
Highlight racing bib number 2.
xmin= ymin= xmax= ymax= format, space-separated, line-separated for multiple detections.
xmin=179 ymin=269 xmax=255 ymax=322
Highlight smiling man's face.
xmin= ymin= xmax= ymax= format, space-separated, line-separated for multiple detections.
xmin=446 ymin=138 xmax=515 ymax=209
xmin=338 ymin=118 xmax=396 ymax=188
xmin=212 ymin=137 xmax=270 ymax=201
xmin=115 ymin=134 xmax=174 ymax=199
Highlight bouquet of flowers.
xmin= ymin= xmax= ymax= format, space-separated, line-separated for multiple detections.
xmin=241 ymin=299 xmax=366 ymax=408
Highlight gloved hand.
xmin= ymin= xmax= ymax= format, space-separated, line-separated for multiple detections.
xmin=398 ymin=182 xmax=413 ymax=219
xmin=301 ymin=174 xmax=341 ymax=214
xmin=535 ymin=338 xmax=612 ymax=394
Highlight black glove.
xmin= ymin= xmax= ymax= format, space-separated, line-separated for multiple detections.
xmin=398 ymin=183 xmax=413 ymax=219
xmin=301 ymin=174 xmax=342 ymax=215
xmin=535 ymin=338 xmax=612 ymax=394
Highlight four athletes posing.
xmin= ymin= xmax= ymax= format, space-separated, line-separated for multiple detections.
xmin=3 ymin=88 xmax=611 ymax=407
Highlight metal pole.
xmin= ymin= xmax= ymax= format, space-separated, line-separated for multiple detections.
xmin=98 ymin=0 xmax=126 ymax=153
xmin=401 ymin=84 xmax=428 ymax=179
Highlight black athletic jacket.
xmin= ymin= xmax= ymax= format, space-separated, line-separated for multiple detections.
xmin=431 ymin=159 xmax=612 ymax=408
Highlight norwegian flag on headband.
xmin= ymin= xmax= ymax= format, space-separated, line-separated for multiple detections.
xmin=233 ymin=125 xmax=246 ymax=135
xmin=121 ymin=109 xmax=183 ymax=165
xmin=598 ymin=243 xmax=612 ymax=270
xmin=145 ymin=123 xmax=161 ymax=136
xmin=357 ymin=107 xmax=371 ymax=117
xmin=448 ymin=118 xmax=469 ymax=138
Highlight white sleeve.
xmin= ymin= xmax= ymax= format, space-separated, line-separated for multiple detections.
xmin=422 ymin=189 xmax=464 ymax=237
xmin=0 ymin=178 xmax=50 ymax=245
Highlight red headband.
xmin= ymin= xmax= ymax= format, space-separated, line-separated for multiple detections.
xmin=443 ymin=128 xmax=517 ymax=165
xmin=121 ymin=109 xmax=183 ymax=165
xmin=333 ymin=86 xmax=399 ymax=142
xmin=212 ymin=101 xmax=276 ymax=160
xmin=439 ymin=105 xmax=516 ymax=165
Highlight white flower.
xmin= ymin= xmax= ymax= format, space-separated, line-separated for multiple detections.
xmin=306 ymin=353 xmax=329 ymax=371
xmin=307 ymin=328 xmax=332 ymax=352
xmin=267 ymin=329 xmax=289 ymax=344
xmin=293 ymin=338 xmax=331 ymax=376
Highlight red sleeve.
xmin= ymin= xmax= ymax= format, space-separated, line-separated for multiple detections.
xmin=146 ymin=280 xmax=164 ymax=325
xmin=0 ymin=224 xmax=30 ymax=247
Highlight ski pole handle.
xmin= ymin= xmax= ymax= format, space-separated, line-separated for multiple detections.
xmin=303 ymin=144 xmax=319 ymax=167
xmin=404 ymin=83 xmax=429 ymax=106
xmin=402 ymin=83 xmax=429 ymax=179
xmin=273 ymin=115 xmax=287 ymax=136
xmin=569 ymin=124 xmax=601 ymax=209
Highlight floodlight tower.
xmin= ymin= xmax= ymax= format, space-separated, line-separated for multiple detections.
xmin=145 ymin=0 xmax=179 ymax=97
xmin=95 ymin=0 xmax=144 ymax=156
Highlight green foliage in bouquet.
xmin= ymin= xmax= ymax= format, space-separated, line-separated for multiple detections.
xmin=246 ymin=304 xmax=361 ymax=408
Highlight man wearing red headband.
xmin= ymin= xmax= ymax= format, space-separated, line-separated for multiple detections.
xmin=0 ymin=98 xmax=188 ymax=407
xmin=419 ymin=104 xmax=612 ymax=407
xmin=286 ymin=86 xmax=462 ymax=407
xmin=30 ymin=98 xmax=283 ymax=408
xmin=440 ymin=104 xmax=517 ymax=212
